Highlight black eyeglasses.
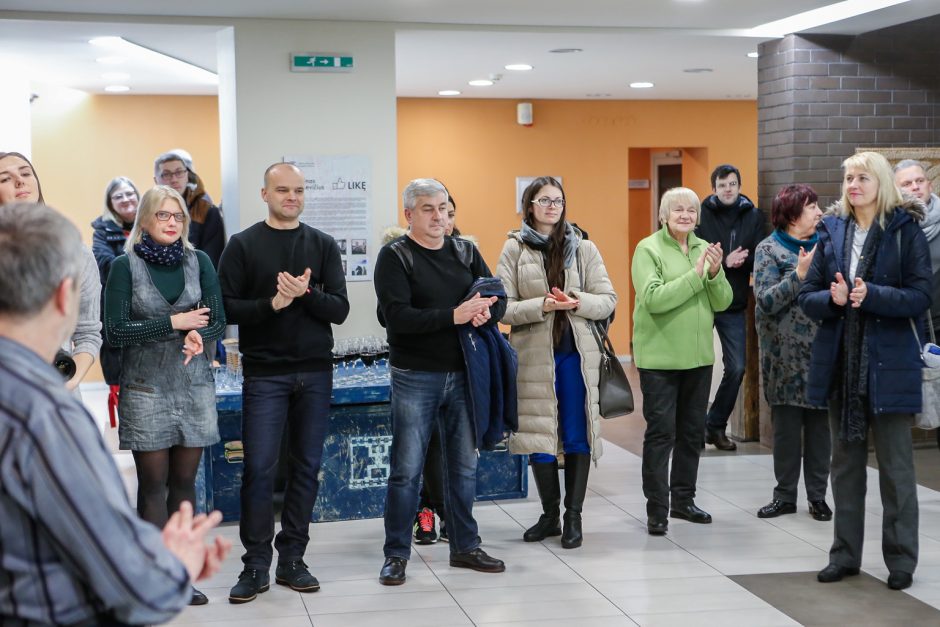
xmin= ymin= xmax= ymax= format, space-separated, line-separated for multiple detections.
xmin=533 ymin=197 xmax=565 ymax=208
xmin=154 ymin=211 xmax=186 ymax=222
xmin=159 ymin=168 xmax=188 ymax=181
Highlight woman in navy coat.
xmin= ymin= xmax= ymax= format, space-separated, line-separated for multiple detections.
xmin=799 ymin=151 xmax=930 ymax=592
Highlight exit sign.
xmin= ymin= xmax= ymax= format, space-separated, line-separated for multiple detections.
xmin=291 ymin=53 xmax=354 ymax=73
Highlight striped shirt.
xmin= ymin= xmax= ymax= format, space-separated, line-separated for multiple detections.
xmin=0 ymin=337 xmax=190 ymax=626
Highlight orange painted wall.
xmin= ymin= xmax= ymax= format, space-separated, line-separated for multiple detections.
xmin=31 ymin=91 xmax=221 ymax=245
xmin=397 ymin=98 xmax=758 ymax=354
xmin=30 ymin=90 xmax=221 ymax=382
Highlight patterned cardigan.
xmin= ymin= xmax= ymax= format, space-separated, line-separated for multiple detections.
xmin=754 ymin=233 xmax=825 ymax=408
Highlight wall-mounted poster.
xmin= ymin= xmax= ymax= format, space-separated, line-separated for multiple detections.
xmin=284 ymin=154 xmax=372 ymax=282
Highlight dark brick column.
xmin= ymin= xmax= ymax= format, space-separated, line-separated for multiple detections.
xmin=757 ymin=15 xmax=940 ymax=212
xmin=755 ymin=15 xmax=940 ymax=446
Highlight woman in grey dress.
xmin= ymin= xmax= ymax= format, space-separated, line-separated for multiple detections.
xmin=104 ymin=185 xmax=225 ymax=605
xmin=753 ymin=184 xmax=831 ymax=522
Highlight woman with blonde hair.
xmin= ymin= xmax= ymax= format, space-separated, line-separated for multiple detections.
xmin=497 ymin=176 xmax=617 ymax=549
xmin=104 ymin=185 xmax=226 ymax=605
xmin=631 ymin=187 xmax=731 ymax=535
xmin=799 ymin=151 xmax=930 ymax=591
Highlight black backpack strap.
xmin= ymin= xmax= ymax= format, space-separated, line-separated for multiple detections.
xmin=452 ymin=237 xmax=474 ymax=270
xmin=388 ymin=236 xmax=414 ymax=274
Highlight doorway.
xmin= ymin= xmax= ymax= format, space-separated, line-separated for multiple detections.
xmin=651 ymin=151 xmax=683 ymax=232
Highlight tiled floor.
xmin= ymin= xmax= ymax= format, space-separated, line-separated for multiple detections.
xmin=80 ymin=385 xmax=940 ymax=626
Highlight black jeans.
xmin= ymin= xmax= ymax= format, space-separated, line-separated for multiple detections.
xmin=239 ymin=371 xmax=332 ymax=569
xmin=770 ymin=404 xmax=830 ymax=503
xmin=639 ymin=366 xmax=711 ymax=516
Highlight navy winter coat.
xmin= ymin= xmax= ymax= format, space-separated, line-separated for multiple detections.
xmin=798 ymin=200 xmax=931 ymax=414
xmin=458 ymin=277 xmax=519 ymax=450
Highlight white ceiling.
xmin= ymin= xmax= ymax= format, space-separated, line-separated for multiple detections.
xmin=1 ymin=0 xmax=938 ymax=99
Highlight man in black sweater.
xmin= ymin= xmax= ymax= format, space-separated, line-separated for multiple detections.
xmin=375 ymin=178 xmax=506 ymax=586
xmin=695 ymin=164 xmax=766 ymax=451
xmin=218 ymin=162 xmax=349 ymax=603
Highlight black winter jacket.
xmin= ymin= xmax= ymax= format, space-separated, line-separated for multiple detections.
xmin=695 ymin=193 xmax=767 ymax=311
xmin=798 ymin=200 xmax=931 ymax=414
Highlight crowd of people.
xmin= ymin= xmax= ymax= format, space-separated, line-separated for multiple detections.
xmin=0 ymin=148 xmax=936 ymax=624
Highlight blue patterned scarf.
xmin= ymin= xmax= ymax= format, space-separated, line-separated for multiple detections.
xmin=133 ymin=233 xmax=184 ymax=267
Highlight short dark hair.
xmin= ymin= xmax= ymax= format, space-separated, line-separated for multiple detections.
xmin=771 ymin=184 xmax=818 ymax=230
xmin=710 ymin=164 xmax=741 ymax=189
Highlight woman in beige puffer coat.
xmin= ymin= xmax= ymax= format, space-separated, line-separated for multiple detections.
xmin=496 ymin=176 xmax=617 ymax=549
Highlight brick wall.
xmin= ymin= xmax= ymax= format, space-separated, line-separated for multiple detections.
xmin=757 ymin=15 xmax=940 ymax=211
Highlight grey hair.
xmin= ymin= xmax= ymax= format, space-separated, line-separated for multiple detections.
xmin=402 ymin=178 xmax=447 ymax=210
xmin=153 ymin=150 xmax=192 ymax=177
xmin=0 ymin=202 xmax=83 ymax=316
xmin=658 ymin=187 xmax=701 ymax=226
xmin=894 ymin=159 xmax=928 ymax=174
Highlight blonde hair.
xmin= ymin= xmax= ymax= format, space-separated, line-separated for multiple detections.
xmin=840 ymin=151 xmax=905 ymax=226
xmin=125 ymin=185 xmax=194 ymax=253
xmin=659 ymin=187 xmax=701 ymax=227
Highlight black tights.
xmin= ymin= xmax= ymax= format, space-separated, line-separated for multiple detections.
xmin=132 ymin=446 xmax=204 ymax=528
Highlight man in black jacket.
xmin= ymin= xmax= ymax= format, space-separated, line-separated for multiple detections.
xmin=374 ymin=178 xmax=506 ymax=586
xmin=695 ymin=164 xmax=766 ymax=450
xmin=219 ymin=162 xmax=349 ymax=603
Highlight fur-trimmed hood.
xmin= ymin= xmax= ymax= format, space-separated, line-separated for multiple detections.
xmin=823 ymin=196 xmax=926 ymax=222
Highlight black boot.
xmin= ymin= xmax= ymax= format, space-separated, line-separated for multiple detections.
xmin=523 ymin=460 xmax=562 ymax=542
xmin=561 ymin=453 xmax=590 ymax=549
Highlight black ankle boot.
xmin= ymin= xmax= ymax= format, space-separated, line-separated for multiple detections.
xmin=523 ymin=460 xmax=562 ymax=542
xmin=561 ymin=453 xmax=590 ymax=549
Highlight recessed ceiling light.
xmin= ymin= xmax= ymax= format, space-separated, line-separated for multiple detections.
xmin=468 ymin=79 xmax=494 ymax=87
xmin=630 ymin=82 xmax=654 ymax=89
xmin=104 ymin=85 xmax=131 ymax=93
xmin=747 ymin=51 xmax=759 ymax=58
xmin=505 ymin=64 xmax=533 ymax=71
xmin=438 ymin=90 xmax=461 ymax=96
xmin=683 ymin=68 xmax=713 ymax=73
xmin=89 ymin=36 xmax=123 ymax=46
xmin=549 ymin=48 xmax=582 ymax=54
xmin=96 ymin=56 xmax=125 ymax=65
xmin=101 ymin=72 xmax=130 ymax=81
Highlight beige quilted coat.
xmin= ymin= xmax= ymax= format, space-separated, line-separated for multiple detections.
xmin=496 ymin=229 xmax=617 ymax=461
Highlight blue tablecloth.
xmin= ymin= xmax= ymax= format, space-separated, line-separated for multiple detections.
xmin=196 ymin=364 xmax=527 ymax=521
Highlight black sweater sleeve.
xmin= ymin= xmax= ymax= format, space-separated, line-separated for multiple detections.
xmin=299 ymin=235 xmax=350 ymax=325
xmin=218 ymin=236 xmax=279 ymax=325
xmin=471 ymin=247 xmax=507 ymax=324
xmin=374 ymin=246 xmax=454 ymax=333
xmin=199 ymin=206 xmax=226 ymax=269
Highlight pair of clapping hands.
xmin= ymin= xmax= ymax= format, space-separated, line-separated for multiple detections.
xmin=696 ymin=242 xmax=724 ymax=278
xmin=170 ymin=303 xmax=211 ymax=366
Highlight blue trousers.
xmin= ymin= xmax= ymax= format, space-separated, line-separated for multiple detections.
xmin=532 ymin=351 xmax=589 ymax=463
xmin=383 ymin=367 xmax=480 ymax=559
xmin=706 ymin=310 xmax=746 ymax=431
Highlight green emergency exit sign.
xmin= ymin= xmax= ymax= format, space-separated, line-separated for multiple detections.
xmin=290 ymin=53 xmax=354 ymax=73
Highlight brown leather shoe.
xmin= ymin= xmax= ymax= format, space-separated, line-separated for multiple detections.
xmin=705 ymin=428 xmax=737 ymax=451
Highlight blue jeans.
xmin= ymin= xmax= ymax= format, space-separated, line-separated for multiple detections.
xmin=532 ymin=351 xmax=589 ymax=464
xmin=706 ymin=310 xmax=746 ymax=431
xmin=384 ymin=367 xmax=480 ymax=560
xmin=239 ymin=371 xmax=332 ymax=569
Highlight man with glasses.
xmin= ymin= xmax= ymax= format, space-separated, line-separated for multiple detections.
xmin=218 ymin=162 xmax=349 ymax=604
xmin=695 ymin=164 xmax=766 ymax=451
xmin=153 ymin=150 xmax=225 ymax=268
xmin=374 ymin=178 xmax=507 ymax=586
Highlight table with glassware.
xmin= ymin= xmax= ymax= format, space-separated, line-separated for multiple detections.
xmin=197 ymin=336 xmax=528 ymax=522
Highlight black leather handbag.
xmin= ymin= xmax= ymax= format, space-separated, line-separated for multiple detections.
xmin=588 ymin=320 xmax=634 ymax=418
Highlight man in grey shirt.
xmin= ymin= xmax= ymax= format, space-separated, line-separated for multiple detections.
xmin=0 ymin=202 xmax=231 ymax=626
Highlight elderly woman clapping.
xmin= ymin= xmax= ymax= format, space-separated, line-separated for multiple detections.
xmin=753 ymin=184 xmax=831 ymax=523
xmin=631 ymin=187 xmax=732 ymax=536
